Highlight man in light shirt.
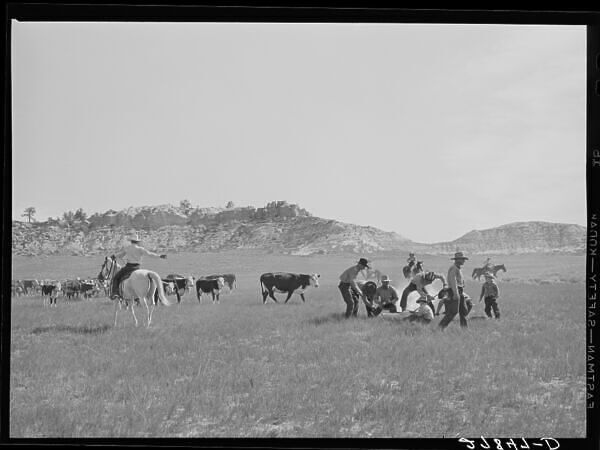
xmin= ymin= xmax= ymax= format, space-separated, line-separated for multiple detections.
xmin=373 ymin=275 xmax=399 ymax=312
xmin=339 ymin=258 xmax=370 ymax=318
xmin=399 ymin=270 xmax=447 ymax=313
xmin=439 ymin=251 xmax=471 ymax=329
xmin=405 ymin=297 xmax=434 ymax=324
xmin=110 ymin=232 xmax=167 ymax=300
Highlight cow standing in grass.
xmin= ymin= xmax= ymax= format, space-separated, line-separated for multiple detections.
xmin=41 ymin=281 xmax=61 ymax=307
xmin=196 ymin=277 xmax=226 ymax=304
xmin=163 ymin=274 xmax=195 ymax=303
xmin=205 ymin=274 xmax=236 ymax=291
xmin=21 ymin=279 xmax=40 ymax=296
xmin=260 ymin=272 xmax=320 ymax=304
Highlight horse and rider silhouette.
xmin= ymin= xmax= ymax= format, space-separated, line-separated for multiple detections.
xmin=402 ymin=260 xmax=424 ymax=279
xmin=472 ymin=264 xmax=507 ymax=281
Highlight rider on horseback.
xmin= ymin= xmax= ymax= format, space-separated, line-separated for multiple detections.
xmin=110 ymin=232 xmax=167 ymax=300
xmin=482 ymin=257 xmax=493 ymax=273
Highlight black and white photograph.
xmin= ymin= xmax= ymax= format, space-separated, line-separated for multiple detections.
xmin=6 ymin=5 xmax=598 ymax=445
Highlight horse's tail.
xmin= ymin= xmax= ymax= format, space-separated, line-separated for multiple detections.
xmin=148 ymin=272 xmax=171 ymax=306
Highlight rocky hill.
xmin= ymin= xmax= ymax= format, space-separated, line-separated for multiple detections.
xmin=11 ymin=202 xmax=586 ymax=256
xmin=428 ymin=221 xmax=586 ymax=255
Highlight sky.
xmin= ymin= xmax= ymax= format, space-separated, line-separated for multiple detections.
xmin=11 ymin=22 xmax=586 ymax=243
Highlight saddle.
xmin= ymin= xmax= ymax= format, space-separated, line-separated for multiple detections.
xmin=112 ymin=265 xmax=139 ymax=299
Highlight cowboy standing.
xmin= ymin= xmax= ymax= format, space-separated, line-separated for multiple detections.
xmin=439 ymin=251 xmax=471 ymax=329
xmin=399 ymin=270 xmax=447 ymax=313
xmin=110 ymin=232 xmax=167 ymax=300
xmin=373 ymin=275 xmax=399 ymax=312
xmin=479 ymin=272 xmax=500 ymax=319
xmin=339 ymin=258 xmax=370 ymax=318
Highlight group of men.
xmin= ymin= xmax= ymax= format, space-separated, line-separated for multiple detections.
xmin=338 ymin=250 xmax=500 ymax=329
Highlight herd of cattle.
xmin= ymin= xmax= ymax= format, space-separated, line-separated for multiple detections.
xmin=11 ymin=273 xmax=238 ymax=304
xmin=10 ymin=271 xmax=328 ymax=306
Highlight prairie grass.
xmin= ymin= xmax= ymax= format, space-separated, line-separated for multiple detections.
xmin=10 ymin=252 xmax=586 ymax=437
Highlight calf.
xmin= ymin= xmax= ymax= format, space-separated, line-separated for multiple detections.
xmin=259 ymin=272 xmax=320 ymax=304
xmin=196 ymin=277 xmax=225 ymax=304
xmin=354 ymin=280 xmax=381 ymax=317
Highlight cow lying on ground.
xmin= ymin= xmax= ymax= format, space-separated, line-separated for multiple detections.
xmin=196 ymin=277 xmax=225 ymax=304
xmin=205 ymin=274 xmax=236 ymax=291
xmin=435 ymin=287 xmax=473 ymax=316
xmin=259 ymin=272 xmax=320 ymax=304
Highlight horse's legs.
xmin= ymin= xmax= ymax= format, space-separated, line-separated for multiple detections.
xmin=142 ymin=298 xmax=152 ymax=328
xmin=113 ymin=300 xmax=120 ymax=327
xmin=130 ymin=301 xmax=138 ymax=327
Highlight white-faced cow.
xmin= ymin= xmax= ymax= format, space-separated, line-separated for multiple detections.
xmin=196 ymin=277 xmax=225 ymax=304
xmin=162 ymin=275 xmax=195 ymax=303
xmin=205 ymin=274 xmax=236 ymax=291
xmin=259 ymin=272 xmax=320 ymax=304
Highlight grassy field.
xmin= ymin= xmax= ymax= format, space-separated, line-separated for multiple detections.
xmin=10 ymin=251 xmax=586 ymax=438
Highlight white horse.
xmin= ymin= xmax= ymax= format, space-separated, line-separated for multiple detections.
xmin=98 ymin=256 xmax=172 ymax=328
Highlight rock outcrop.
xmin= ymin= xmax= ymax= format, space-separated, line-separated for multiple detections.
xmin=429 ymin=221 xmax=586 ymax=254
xmin=12 ymin=203 xmax=586 ymax=256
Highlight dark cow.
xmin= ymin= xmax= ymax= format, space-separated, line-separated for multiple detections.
xmin=21 ymin=279 xmax=40 ymax=295
xmin=205 ymin=274 xmax=236 ymax=291
xmin=259 ymin=272 xmax=320 ymax=304
xmin=79 ymin=280 xmax=97 ymax=299
xmin=163 ymin=274 xmax=195 ymax=303
xmin=196 ymin=277 xmax=225 ymax=304
xmin=41 ymin=281 xmax=61 ymax=307
xmin=354 ymin=280 xmax=382 ymax=317
xmin=64 ymin=280 xmax=81 ymax=300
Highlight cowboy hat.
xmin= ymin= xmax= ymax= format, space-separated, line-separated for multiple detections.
xmin=357 ymin=258 xmax=371 ymax=268
xmin=129 ymin=231 xmax=141 ymax=242
xmin=381 ymin=275 xmax=391 ymax=282
xmin=451 ymin=251 xmax=469 ymax=260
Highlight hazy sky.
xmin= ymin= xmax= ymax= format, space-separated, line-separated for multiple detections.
xmin=11 ymin=22 xmax=586 ymax=243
